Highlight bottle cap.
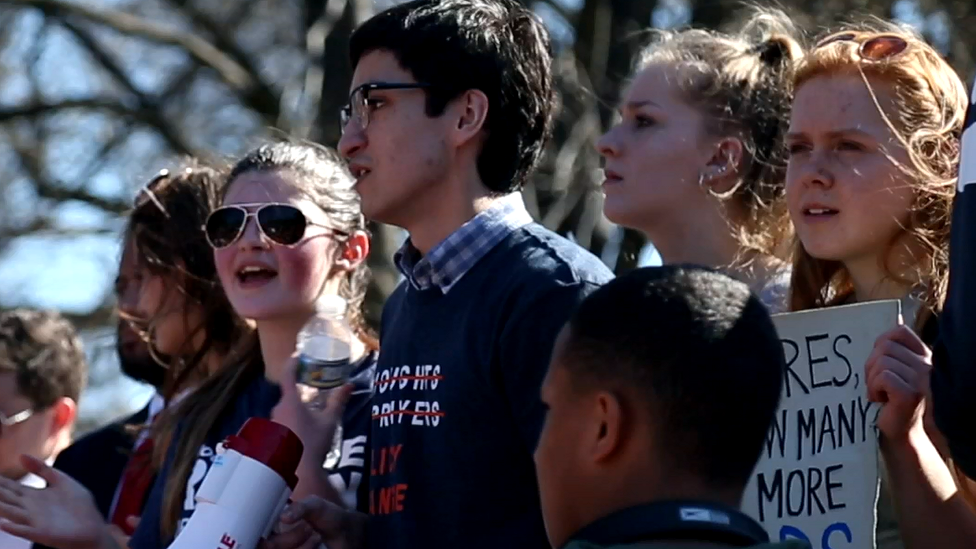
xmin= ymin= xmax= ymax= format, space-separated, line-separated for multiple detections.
xmin=314 ymin=294 xmax=347 ymax=316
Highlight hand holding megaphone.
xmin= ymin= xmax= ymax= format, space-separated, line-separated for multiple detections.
xmin=166 ymin=417 xmax=304 ymax=549
xmin=260 ymin=495 xmax=369 ymax=549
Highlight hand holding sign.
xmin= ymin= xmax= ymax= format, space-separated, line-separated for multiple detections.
xmin=865 ymin=324 xmax=932 ymax=443
xmin=744 ymin=300 xmax=900 ymax=549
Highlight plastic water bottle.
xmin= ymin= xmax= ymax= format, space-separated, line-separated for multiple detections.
xmin=296 ymin=295 xmax=354 ymax=395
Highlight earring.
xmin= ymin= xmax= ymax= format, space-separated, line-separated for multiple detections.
xmin=699 ymin=165 xmax=729 ymax=187
xmin=145 ymin=321 xmax=172 ymax=371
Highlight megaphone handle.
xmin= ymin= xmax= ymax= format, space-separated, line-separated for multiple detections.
xmin=262 ymin=489 xmax=294 ymax=540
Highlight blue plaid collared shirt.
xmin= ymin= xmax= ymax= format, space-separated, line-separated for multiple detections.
xmin=395 ymin=193 xmax=533 ymax=293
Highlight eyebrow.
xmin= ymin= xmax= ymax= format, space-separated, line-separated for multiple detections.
xmin=785 ymin=128 xmax=875 ymax=140
xmin=621 ymin=99 xmax=660 ymax=112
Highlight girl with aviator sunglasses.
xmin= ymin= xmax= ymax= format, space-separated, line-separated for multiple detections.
xmin=119 ymin=142 xmax=380 ymax=549
xmin=786 ymin=23 xmax=976 ymax=547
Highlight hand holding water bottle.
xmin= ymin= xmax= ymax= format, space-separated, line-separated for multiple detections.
xmin=270 ymin=295 xmax=356 ymax=502
xmin=297 ymin=295 xmax=356 ymax=403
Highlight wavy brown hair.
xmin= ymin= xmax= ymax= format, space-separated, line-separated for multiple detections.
xmin=125 ymin=161 xmax=250 ymax=402
xmin=128 ymin=161 xmax=258 ymax=540
xmin=155 ymin=141 xmax=376 ymax=541
xmin=787 ymin=21 xmax=967 ymax=329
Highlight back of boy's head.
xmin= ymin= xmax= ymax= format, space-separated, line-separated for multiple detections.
xmin=348 ymin=0 xmax=554 ymax=193
xmin=0 ymin=308 xmax=87 ymax=408
xmin=562 ymin=265 xmax=785 ymax=492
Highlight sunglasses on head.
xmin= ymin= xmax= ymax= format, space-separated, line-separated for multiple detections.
xmin=815 ymin=32 xmax=910 ymax=60
xmin=134 ymin=169 xmax=174 ymax=217
xmin=205 ymin=203 xmax=346 ymax=249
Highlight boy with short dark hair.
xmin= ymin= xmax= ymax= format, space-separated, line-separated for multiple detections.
xmin=534 ymin=266 xmax=808 ymax=549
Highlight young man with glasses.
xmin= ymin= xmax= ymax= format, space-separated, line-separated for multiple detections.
xmin=0 ymin=309 xmax=86 ymax=548
xmin=274 ymin=0 xmax=613 ymax=548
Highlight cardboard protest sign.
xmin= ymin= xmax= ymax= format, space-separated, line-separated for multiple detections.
xmin=743 ymin=300 xmax=900 ymax=549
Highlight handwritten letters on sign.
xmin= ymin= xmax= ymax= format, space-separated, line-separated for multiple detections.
xmin=743 ymin=301 xmax=900 ymax=549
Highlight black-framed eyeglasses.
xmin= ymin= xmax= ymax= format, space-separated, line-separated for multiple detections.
xmin=815 ymin=32 xmax=910 ymax=61
xmin=339 ymin=82 xmax=431 ymax=135
xmin=204 ymin=203 xmax=348 ymax=249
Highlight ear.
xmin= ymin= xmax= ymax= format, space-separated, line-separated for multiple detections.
xmin=448 ymin=89 xmax=490 ymax=148
xmin=591 ymin=390 xmax=625 ymax=463
xmin=49 ymin=397 xmax=77 ymax=434
xmin=701 ymin=137 xmax=744 ymax=195
xmin=334 ymin=230 xmax=371 ymax=272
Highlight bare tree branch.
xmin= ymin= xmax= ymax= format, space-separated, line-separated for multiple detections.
xmin=0 ymin=98 xmax=139 ymax=121
xmin=160 ymin=0 xmax=282 ymax=120
xmin=2 ymin=223 xmax=118 ymax=239
xmin=7 ymin=138 xmax=130 ymax=214
xmin=33 ymin=180 xmax=130 ymax=214
xmin=57 ymin=18 xmax=197 ymax=156
xmin=1 ymin=0 xmax=267 ymax=103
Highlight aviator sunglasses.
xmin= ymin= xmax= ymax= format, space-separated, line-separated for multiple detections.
xmin=204 ymin=203 xmax=346 ymax=249
xmin=814 ymin=32 xmax=910 ymax=60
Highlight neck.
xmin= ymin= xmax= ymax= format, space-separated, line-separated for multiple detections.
xmin=648 ymin=204 xmax=741 ymax=269
xmin=175 ymin=327 xmax=230 ymax=393
xmin=256 ymin=316 xmax=309 ymax=385
xmin=646 ymin=208 xmax=780 ymax=293
xmin=573 ymin=470 xmax=741 ymax=548
xmin=604 ymin=475 xmax=740 ymax=515
xmin=843 ymin=242 xmax=920 ymax=303
xmin=166 ymin=353 xmax=214 ymax=397
xmin=256 ymin=314 xmax=369 ymax=385
xmin=400 ymin=165 xmax=499 ymax=255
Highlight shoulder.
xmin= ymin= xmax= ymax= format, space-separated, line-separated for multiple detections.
xmin=467 ymin=224 xmax=611 ymax=329
xmin=55 ymin=407 xmax=146 ymax=470
xmin=494 ymin=223 xmax=614 ymax=288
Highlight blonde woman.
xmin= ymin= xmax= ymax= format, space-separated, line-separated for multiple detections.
xmin=597 ymin=9 xmax=801 ymax=312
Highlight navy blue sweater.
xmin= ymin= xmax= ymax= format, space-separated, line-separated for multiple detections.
xmin=368 ymin=223 xmax=613 ymax=549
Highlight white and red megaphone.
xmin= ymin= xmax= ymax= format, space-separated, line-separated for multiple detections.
xmin=167 ymin=417 xmax=304 ymax=549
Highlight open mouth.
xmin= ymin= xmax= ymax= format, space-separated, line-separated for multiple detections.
xmin=236 ymin=265 xmax=278 ymax=287
xmin=350 ymin=166 xmax=371 ymax=181
xmin=603 ymin=169 xmax=623 ymax=185
xmin=804 ymin=207 xmax=839 ymax=217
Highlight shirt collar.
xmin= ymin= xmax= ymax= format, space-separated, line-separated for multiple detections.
xmin=18 ymin=457 xmax=54 ymax=489
xmin=395 ymin=193 xmax=533 ymax=293
xmin=562 ymin=501 xmax=768 ymax=548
